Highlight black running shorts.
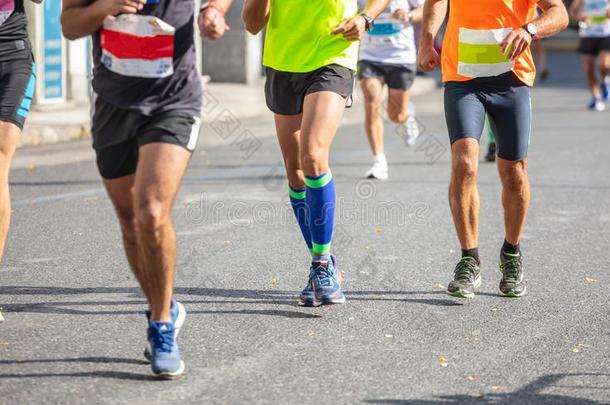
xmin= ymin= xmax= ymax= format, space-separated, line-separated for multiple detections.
xmin=0 ymin=53 xmax=35 ymax=130
xmin=91 ymin=95 xmax=201 ymax=179
xmin=357 ymin=60 xmax=416 ymax=91
xmin=578 ymin=36 xmax=610 ymax=56
xmin=264 ymin=64 xmax=354 ymax=116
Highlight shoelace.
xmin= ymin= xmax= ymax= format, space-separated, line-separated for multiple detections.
xmin=454 ymin=258 xmax=477 ymax=283
xmin=150 ymin=326 xmax=174 ymax=354
xmin=500 ymin=255 xmax=522 ymax=283
xmin=312 ymin=264 xmax=335 ymax=287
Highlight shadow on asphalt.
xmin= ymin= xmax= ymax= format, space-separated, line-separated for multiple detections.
xmin=364 ymin=373 xmax=610 ymax=404
xmin=0 ymin=286 xmax=474 ymax=317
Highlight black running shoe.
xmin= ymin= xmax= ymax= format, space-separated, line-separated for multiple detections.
xmin=447 ymin=257 xmax=481 ymax=299
xmin=485 ymin=142 xmax=496 ymax=162
xmin=498 ymin=252 xmax=526 ymax=297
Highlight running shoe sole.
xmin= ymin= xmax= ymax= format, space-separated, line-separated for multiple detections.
xmin=152 ymin=360 xmax=185 ymax=380
xmin=447 ymin=274 xmax=482 ymax=299
xmin=298 ymin=296 xmax=322 ymax=307
xmin=144 ymin=302 xmax=186 ymax=363
xmin=499 ymin=285 xmax=527 ymax=298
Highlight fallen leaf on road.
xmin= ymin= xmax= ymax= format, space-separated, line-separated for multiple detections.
xmin=432 ymin=283 xmax=445 ymax=289
xmin=466 ymin=375 xmax=479 ymax=382
xmin=271 ymin=277 xmax=279 ymax=287
xmin=384 ymin=334 xmax=394 ymax=339
xmin=374 ymin=228 xmax=384 ymax=233
xmin=308 ymin=331 xmax=316 ymax=338
xmin=371 ymin=294 xmax=382 ymax=299
xmin=449 ymin=249 xmax=455 ymax=254
xmin=572 ymin=342 xmax=589 ymax=353
xmin=223 ymin=240 xmax=231 ymax=245
xmin=438 ymin=355 xmax=449 ymax=367
xmin=83 ymin=196 xmax=99 ymax=202
xmin=491 ymin=385 xmax=506 ymax=392
xmin=585 ymin=277 xmax=599 ymax=283
xmin=0 ymin=310 xmax=4 ymax=322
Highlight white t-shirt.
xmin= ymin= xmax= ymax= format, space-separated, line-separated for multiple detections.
xmin=358 ymin=0 xmax=423 ymax=64
xmin=579 ymin=0 xmax=610 ymax=38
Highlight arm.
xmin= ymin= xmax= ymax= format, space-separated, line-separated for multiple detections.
xmin=242 ymin=0 xmax=270 ymax=35
xmin=61 ymin=0 xmax=145 ymax=41
xmin=501 ymin=0 xmax=569 ymax=60
xmin=568 ymin=0 xmax=584 ymax=21
xmin=332 ymin=0 xmax=390 ymax=41
xmin=199 ymin=0 xmax=234 ymax=39
xmin=392 ymin=4 xmax=424 ymax=24
xmin=416 ymin=0 xmax=447 ymax=71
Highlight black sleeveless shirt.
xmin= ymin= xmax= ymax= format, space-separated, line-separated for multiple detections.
xmin=0 ymin=0 xmax=31 ymax=61
xmin=91 ymin=0 xmax=202 ymax=116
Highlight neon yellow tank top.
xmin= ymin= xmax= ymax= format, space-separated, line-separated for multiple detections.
xmin=263 ymin=0 xmax=359 ymax=73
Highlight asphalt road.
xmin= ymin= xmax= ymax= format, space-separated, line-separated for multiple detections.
xmin=1 ymin=52 xmax=609 ymax=404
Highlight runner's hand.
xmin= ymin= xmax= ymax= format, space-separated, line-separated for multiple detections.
xmin=332 ymin=15 xmax=367 ymax=41
xmin=417 ymin=44 xmax=440 ymax=72
xmin=501 ymin=28 xmax=532 ymax=61
xmin=392 ymin=8 xmax=409 ymax=22
xmin=199 ymin=5 xmax=230 ymax=39
xmin=98 ymin=0 xmax=145 ymax=16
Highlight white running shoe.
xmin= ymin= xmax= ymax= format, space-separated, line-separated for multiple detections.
xmin=403 ymin=115 xmax=421 ymax=147
xmin=365 ymin=155 xmax=388 ymax=180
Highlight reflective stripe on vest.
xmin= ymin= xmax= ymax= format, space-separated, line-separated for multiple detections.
xmin=457 ymin=27 xmax=514 ymax=78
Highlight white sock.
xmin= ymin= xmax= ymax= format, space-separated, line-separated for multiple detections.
xmin=374 ymin=154 xmax=387 ymax=165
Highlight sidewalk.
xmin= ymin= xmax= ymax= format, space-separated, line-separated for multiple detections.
xmin=20 ymin=76 xmax=438 ymax=148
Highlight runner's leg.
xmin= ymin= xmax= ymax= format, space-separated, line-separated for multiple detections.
xmin=361 ymin=77 xmax=385 ymax=156
xmin=0 ymin=122 xmax=20 ymax=261
xmin=449 ymin=138 xmax=480 ymax=250
xmin=134 ymin=143 xmax=191 ymax=322
xmin=300 ymin=91 xmax=345 ymax=260
xmin=497 ymin=158 xmax=530 ymax=245
xmin=274 ymin=113 xmax=312 ymax=252
xmin=582 ymin=55 xmax=601 ymax=100
xmin=103 ymin=175 xmax=151 ymax=302
xmin=387 ymin=88 xmax=410 ymax=124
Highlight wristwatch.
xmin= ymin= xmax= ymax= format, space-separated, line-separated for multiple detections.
xmin=524 ymin=22 xmax=538 ymax=38
xmin=407 ymin=11 xmax=414 ymax=23
xmin=359 ymin=13 xmax=374 ymax=32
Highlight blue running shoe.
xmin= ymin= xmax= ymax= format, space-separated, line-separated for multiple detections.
xmin=311 ymin=256 xmax=345 ymax=305
xmin=148 ymin=321 xmax=185 ymax=379
xmin=298 ymin=269 xmax=320 ymax=307
xmin=144 ymin=299 xmax=186 ymax=362
xmin=601 ymin=77 xmax=610 ymax=101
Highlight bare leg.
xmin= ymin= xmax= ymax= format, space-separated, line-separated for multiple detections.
xmin=360 ymin=78 xmax=385 ymax=156
xmin=448 ymin=138 xmax=480 ymax=250
xmin=497 ymin=158 xmax=530 ymax=245
xmin=598 ymin=51 xmax=610 ymax=80
xmin=300 ymin=91 xmax=347 ymax=177
xmin=582 ymin=55 xmax=601 ymax=99
xmin=274 ymin=113 xmax=304 ymax=188
xmin=103 ymin=175 xmax=151 ymax=301
xmin=387 ymin=88 xmax=411 ymax=124
xmin=134 ymin=143 xmax=191 ymax=322
xmin=0 ymin=122 xmax=21 ymax=262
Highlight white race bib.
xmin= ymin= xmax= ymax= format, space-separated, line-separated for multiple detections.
xmin=101 ymin=15 xmax=175 ymax=78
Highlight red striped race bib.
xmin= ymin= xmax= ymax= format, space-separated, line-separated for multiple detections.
xmin=101 ymin=15 xmax=175 ymax=78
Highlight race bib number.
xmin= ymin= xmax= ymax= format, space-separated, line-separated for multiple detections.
xmin=367 ymin=1 xmax=410 ymax=45
xmin=0 ymin=0 xmax=15 ymax=27
xmin=101 ymin=15 xmax=175 ymax=78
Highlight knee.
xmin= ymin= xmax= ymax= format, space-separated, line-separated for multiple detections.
xmin=135 ymin=199 xmax=168 ymax=236
xmin=300 ymin=151 xmax=326 ymax=177
xmin=500 ymin=164 xmax=528 ymax=191
xmin=452 ymin=156 xmax=478 ymax=184
xmin=116 ymin=209 xmax=138 ymax=243
xmin=284 ymin=162 xmax=305 ymax=189
xmin=388 ymin=109 xmax=408 ymax=124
